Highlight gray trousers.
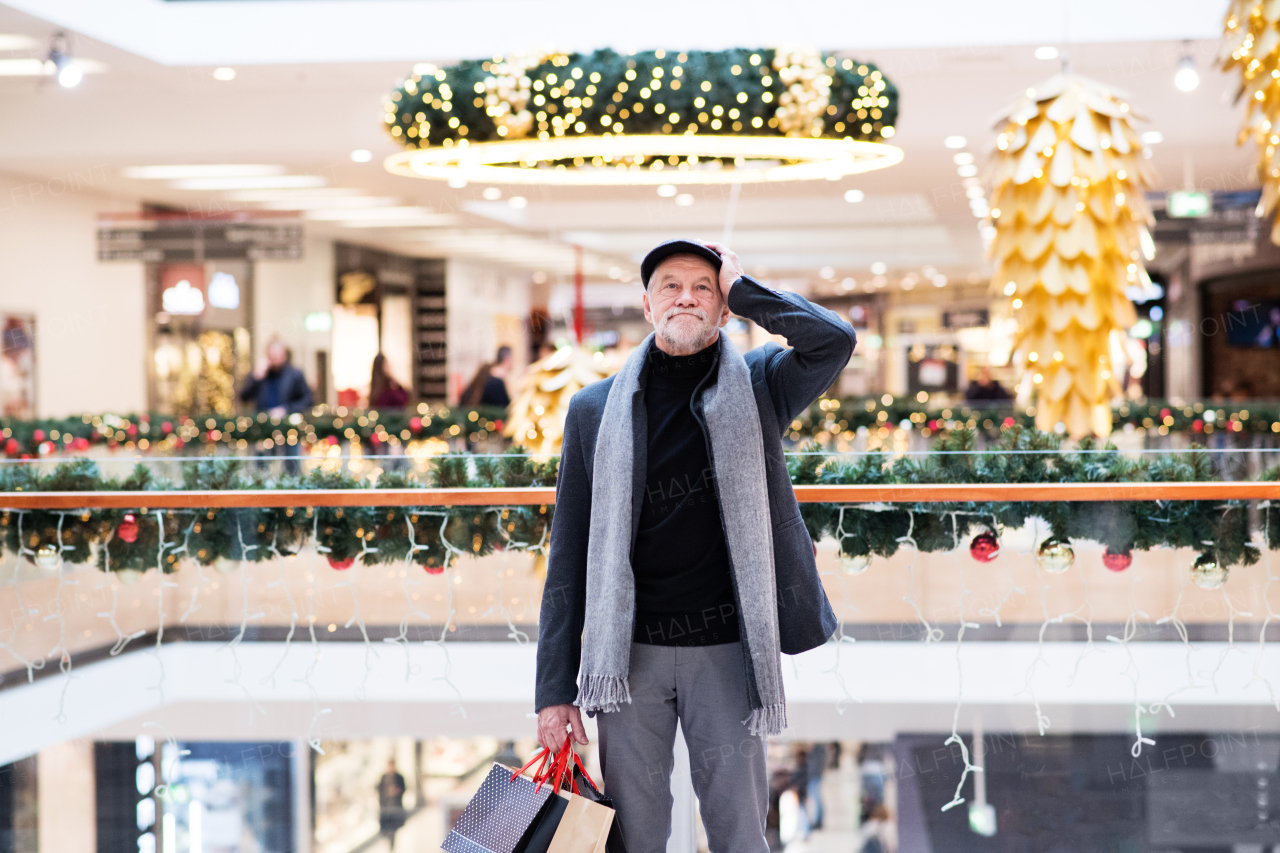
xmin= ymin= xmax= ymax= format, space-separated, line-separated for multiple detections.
xmin=597 ymin=642 xmax=769 ymax=853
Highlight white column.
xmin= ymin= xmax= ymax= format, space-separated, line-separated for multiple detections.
xmin=667 ymin=724 xmax=697 ymax=853
xmin=37 ymin=740 xmax=96 ymax=853
xmin=293 ymin=739 xmax=312 ymax=853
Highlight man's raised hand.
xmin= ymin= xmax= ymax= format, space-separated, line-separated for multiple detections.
xmin=702 ymin=241 xmax=744 ymax=300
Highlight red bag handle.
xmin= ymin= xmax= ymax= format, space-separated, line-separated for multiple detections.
xmin=514 ymin=738 xmax=599 ymax=796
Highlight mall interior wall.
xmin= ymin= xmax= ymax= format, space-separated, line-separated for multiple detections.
xmin=446 ymin=260 xmax=530 ymax=402
xmin=0 ymin=170 xmax=145 ymax=418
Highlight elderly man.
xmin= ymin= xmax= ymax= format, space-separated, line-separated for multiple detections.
xmin=535 ymin=239 xmax=856 ymax=850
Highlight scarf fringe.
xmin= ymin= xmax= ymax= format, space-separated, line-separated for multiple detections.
xmin=744 ymin=703 xmax=788 ymax=738
xmin=576 ymin=674 xmax=631 ymax=714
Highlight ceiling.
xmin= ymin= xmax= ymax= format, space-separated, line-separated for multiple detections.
xmin=0 ymin=1 xmax=1258 ymax=291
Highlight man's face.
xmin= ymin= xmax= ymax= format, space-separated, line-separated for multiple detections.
xmin=267 ymin=342 xmax=288 ymax=369
xmin=643 ymin=254 xmax=728 ymax=353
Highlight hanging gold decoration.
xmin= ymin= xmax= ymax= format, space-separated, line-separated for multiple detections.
xmin=772 ymin=47 xmax=831 ymax=137
xmin=503 ymin=346 xmax=614 ymax=454
xmin=987 ymin=74 xmax=1154 ymax=438
xmin=1223 ymin=1 xmax=1280 ymax=240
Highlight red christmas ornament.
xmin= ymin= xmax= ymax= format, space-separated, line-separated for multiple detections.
xmin=327 ymin=554 xmax=354 ymax=570
xmin=969 ymin=530 xmax=1000 ymax=562
xmin=1103 ymin=546 xmax=1132 ymax=572
xmin=161 ymin=421 xmax=173 ymax=434
xmin=423 ymin=563 xmax=444 ymax=575
xmin=32 ymin=429 xmax=44 ymax=442
xmin=4 ymin=438 xmax=18 ymax=455
xmin=409 ymin=416 xmax=423 ymax=432
xmin=117 ymin=514 xmax=139 ymax=544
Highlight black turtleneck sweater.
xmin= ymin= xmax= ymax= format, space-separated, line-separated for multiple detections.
xmin=631 ymin=342 xmax=740 ymax=647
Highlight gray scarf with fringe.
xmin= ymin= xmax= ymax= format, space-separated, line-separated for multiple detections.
xmin=575 ymin=332 xmax=787 ymax=737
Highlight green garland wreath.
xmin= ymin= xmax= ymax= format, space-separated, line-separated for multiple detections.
xmin=385 ymin=48 xmax=899 ymax=153
xmin=2 ymin=428 xmax=1277 ymax=576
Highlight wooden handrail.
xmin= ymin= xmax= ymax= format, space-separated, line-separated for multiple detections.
xmin=0 ymin=481 xmax=1277 ymax=509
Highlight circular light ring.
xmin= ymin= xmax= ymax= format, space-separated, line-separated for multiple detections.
xmin=385 ymin=135 xmax=903 ymax=185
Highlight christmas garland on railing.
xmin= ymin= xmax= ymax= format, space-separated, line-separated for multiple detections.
xmin=2 ymin=427 xmax=1279 ymax=586
xmin=6 ymin=398 xmax=1276 ymax=459
xmin=0 ymin=405 xmax=508 ymax=458
xmin=789 ymin=397 xmax=1280 ymax=444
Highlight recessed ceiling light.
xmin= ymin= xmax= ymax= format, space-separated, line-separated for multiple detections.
xmin=608 ymin=267 xmax=621 ymax=279
xmin=870 ymin=261 xmax=887 ymax=275
xmin=1141 ymin=131 xmax=1164 ymax=144
xmin=819 ymin=266 xmax=836 ymax=280
xmin=844 ymin=189 xmax=865 ymax=203
xmin=840 ymin=277 xmax=856 ymax=291
xmin=257 ymin=196 xmax=398 ymax=210
xmin=675 ymin=193 xmax=695 ymax=206
xmin=122 ymin=164 xmax=286 ymax=180
xmin=957 ymin=164 xmax=979 ymax=178
xmin=944 ymin=136 xmax=967 ymax=149
xmin=482 ymin=187 xmax=502 ymax=200
xmin=966 ymin=186 xmax=986 ymax=199
xmin=213 ymin=67 xmax=236 ymax=81
xmin=170 ymin=175 xmax=327 ymax=190
xmin=953 ymin=152 xmax=975 ymax=166
xmin=1034 ymin=46 xmax=1059 ymax=61
xmin=0 ymin=34 xmax=40 ymax=52
xmin=224 ymin=187 xmax=363 ymax=201
xmin=657 ymin=184 xmax=678 ymax=198
xmin=0 ymin=56 xmax=105 ymax=77
xmin=448 ymin=176 xmax=468 ymax=189
xmin=508 ymin=196 xmax=528 ymax=209
xmin=932 ymin=274 xmax=948 ymax=287
xmin=350 ymin=149 xmax=373 ymax=163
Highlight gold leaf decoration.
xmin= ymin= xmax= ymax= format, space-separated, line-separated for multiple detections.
xmin=503 ymin=346 xmax=614 ymax=454
xmin=1223 ymin=0 xmax=1280 ymax=240
xmin=988 ymin=74 xmax=1154 ymax=438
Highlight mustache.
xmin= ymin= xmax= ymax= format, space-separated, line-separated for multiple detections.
xmin=661 ymin=306 xmax=709 ymax=323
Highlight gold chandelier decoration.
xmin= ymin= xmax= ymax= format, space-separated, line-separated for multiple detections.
xmin=1223 ymin=0 xmax=1280 ymax=241
xmin=383 ymin=48 xmax=903 ymax=185
xmin=504 ymin=346 xmax=615 ymax=455
xmin=987 ymin=74 xmax=1154 ymax=438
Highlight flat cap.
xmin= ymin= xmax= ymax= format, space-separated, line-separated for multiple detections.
xmin=640 ymin=239 xmax=723 ymax=286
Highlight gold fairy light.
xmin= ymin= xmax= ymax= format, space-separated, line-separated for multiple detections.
xmin=987 ymin=74 xmax=1154 ymax=438
xmin=503 ymin=346 xmax=615 ymax=454
xmin=1223 ymin=0 xmax=1280 ymax=241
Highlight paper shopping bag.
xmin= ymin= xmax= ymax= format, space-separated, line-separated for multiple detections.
xmin=440 ymin=762 xmax=558 ymax=853
xmin=545 ymin=792 xmax=614 ymax=853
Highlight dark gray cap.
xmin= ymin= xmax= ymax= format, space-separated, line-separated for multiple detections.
xmin=640 ymin=239 xmax=722 ymax=286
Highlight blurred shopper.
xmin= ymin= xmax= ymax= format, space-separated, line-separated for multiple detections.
xmin=460 ymin=346 xmax=514 ymax=408
xmin=858 ymin=804 xmax=897 ymax=853
xmin=805 ymin=742 xmax=827 ymax=830
xmin=965 ymin=366 xmax=1010 ymax=401
xmin=377 ymin=759 xmax=407 ymax=850
xmin=369 ymin=353 xmax=409 ymax=409
xmin=240 ymin=338 xmax=312 ymax=473
xmin=535 ymin=240 xmax=855 ymax=852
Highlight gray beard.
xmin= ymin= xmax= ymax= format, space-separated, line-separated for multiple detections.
xmin=656 ymin=308 xmax=716 ymax=352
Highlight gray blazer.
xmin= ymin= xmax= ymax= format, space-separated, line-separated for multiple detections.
xmin=535 ymin=276 xmax=857 ymax=711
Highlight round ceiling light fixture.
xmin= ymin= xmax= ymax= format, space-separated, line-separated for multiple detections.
xmin=383 ymin=48 xmax=903 ymax=186
xmin=385 ymin=134 xmax=902 ymax=186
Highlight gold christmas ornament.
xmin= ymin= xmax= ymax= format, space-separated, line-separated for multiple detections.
xmin=115 ymin=568 xmax=144 ymax=585
xmin=987 ymin=74 xmax=1154 ymax=438
xmin=503 ymin=346 xmax=615 ymax=454
xmin=1190 ymin=552 xmax=1228 ymax=589
xmin=34 ymin=544 xmax=61 ymax=570
xmin=1223 ymin=1 xmax=1280 ymax=241
xmin=838 ymin=551 xmax=871 ymax=576
xmin=772 ymin=48 xmax=831 ymax=137
xmin=1035 ymin=537 xmax=1075 ymax=574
